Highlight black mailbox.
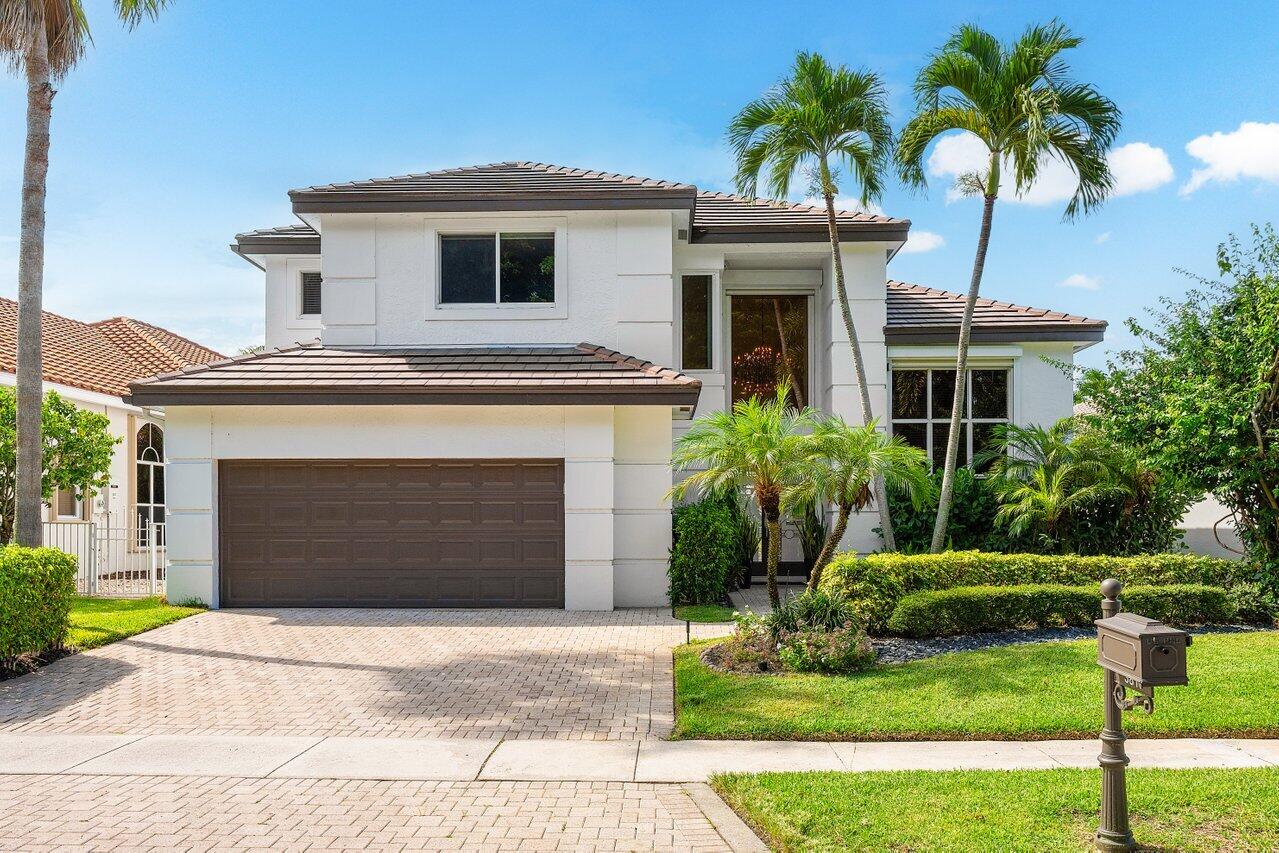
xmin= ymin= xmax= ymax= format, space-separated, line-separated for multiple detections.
xmin=1095 ymin=612 xmax=1192 ymax=688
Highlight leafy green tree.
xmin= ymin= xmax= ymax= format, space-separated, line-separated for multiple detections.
xmin=789 ymin=417 xmax=932 ymax=589
xmin=895 ymin=21 xmax=1121 ymax=553
xmin=671 ymin=385 xmax=815 ymax=608
xmin=0 ymin=389 xmax=118 ymax=542
xmin=1 ymin=0 xmax=169 ymax=545
xmin=728 ymin=51 xmax=900 ymax=550
xmin=1078 ymin=226 xmax=1279 ymax=586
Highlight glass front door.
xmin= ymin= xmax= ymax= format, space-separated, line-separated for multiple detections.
xmin=729 ymin=294 xmax=810 ymax=408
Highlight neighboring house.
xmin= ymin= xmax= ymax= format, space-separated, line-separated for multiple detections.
xmin=0 ymin=297 xmax=223 ymax=542
xmin=131 ymin=161 xmax=1104 ymax=611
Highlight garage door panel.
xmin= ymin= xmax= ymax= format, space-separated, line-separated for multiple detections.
xmin=219 ymin=459 xmax=564 ymax=607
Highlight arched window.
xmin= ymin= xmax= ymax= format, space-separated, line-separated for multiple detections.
xmin=136 ymin=423 xmax=165 ymax=546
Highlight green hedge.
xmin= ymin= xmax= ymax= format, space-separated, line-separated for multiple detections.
xmin=0 ymin=546 xmax=77 ymax=664
xmin=669 ymin=497 xmax=738 ymax=606
xmin=886 ymin=582 xmax=1233 ymax=637
xmin=819 ymin=550 xmax=1247 ymax=633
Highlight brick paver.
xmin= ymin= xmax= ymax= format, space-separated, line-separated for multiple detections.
xmin=0 ymin=608 xmax=730 ymax=741
xmin=0 ymin=775 xmax=733 ymax=852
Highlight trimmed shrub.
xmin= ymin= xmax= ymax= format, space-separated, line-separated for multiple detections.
xmin=777 ymin=625 xmax=876 ymax=674
xmin=669 ymin=496 xmax=738 ymax=605
xmin=1227 ymin=582 xmax=1279 ymax=626
xmin=0 ymin=546 xmax=77 ymax=665
xmin=886 ymin=582 xmax=1234 ymax=638
xmin=819 ymin=550 xmax=1248 ymax=633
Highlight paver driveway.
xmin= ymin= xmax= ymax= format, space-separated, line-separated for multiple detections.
xmin=0 ymin=608 xmax=728 ymax=741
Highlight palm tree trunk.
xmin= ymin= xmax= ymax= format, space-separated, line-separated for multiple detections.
xmin=771 ymin=298 xmax=803 ymax=407
xmin=806 ymin=504 xmax=850 ymax=591
xmin=15 ymin=25 xmax=54 ymax=547
xmin=819 ymin=159 xmax=896 ymax=552
xmin=931 ymin=156 xmax=1000 ymax=553
xmin=764 ymin=511 xmax=782 ymax=610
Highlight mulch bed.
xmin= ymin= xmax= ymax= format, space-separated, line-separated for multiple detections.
xmin=0 ymin=646 xmax=75 ymax=682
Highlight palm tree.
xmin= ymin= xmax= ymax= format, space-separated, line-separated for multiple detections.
xmin=992 ymin=461 xmax=1123 ymax=546
xmin=789 ymin=416 xmax=932 ymax=590
xmin=895 ymin=21 xmax=1122 ymax=553
xmin=1 ymin=0 xmax=168 ymax=545
xmin=671 ymin=384 xmax=815 ymax=608
xmin=728 ymin=51 xmax=900 ymax=551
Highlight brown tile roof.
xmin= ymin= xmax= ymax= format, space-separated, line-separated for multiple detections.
xmin=692 ymin=192 xmax=908 ymax=242
xmin=885 ymin=280 xmax=1107 ymax=344
xmin=0 ymin=298 xmax=225 ymax=398
xmin=128 ymin=342 xmax=702 ymax=408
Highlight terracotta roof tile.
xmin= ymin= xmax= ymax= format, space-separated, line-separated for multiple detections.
xmin=886 ymin=280 xmax=1106 ymax=343
xmin=0 ymin=298 xmax=225 ymax=398
xmin=129 ymin=343 xmax=702 ymax=408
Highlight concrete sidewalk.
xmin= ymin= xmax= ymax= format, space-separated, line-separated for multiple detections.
xmin=2 ymin=733 xmax=1275 ymax=783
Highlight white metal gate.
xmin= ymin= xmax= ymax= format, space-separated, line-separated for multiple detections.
xmin=42 ymin=520 xmax=166 ymax=597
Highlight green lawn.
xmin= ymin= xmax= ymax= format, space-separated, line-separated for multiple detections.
xmin=713 ymin=767 xmax=1279 ymax=852
xmin=673 ymin=604 xmax=736 ymax=623
xmin=674 ymin=631 xmax=1279 ymax=740
xmin=67 ymin=596 xmax=204 ymax=650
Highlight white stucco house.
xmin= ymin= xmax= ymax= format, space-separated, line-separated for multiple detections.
xmin=0 ymin=298 xmax=223 ymax=586
xmin=130 ymin=162 xmax=1105 ymax=610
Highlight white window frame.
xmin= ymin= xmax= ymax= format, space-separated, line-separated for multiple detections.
xmin=298 ymin=270 xmax=323 ymax=318
xmin=54 ymin=488 xmax=86 ymax=521
xmin=887 ymin=366 xmax=1012 ymax=467
xmin=722 ymin=284 xmax=817 ymax=413
xmin=429 ymin=218 xmax=568 ymax=319
xmin=675 ymin=270 xmax=721 ymax=373
xmin=135 ymin=423 xmax=165 ymax=547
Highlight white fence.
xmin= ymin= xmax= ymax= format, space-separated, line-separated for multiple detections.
xmin=42 ymin=520 xmax=166 ymax=597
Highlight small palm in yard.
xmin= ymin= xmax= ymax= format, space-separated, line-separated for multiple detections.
xmin=789 ymin=417 xmax=932 ymax=590
xmin=0 ymin=0 xmax=169 ymax=546
xmin=895 ymin=20 xmax=1122 ymax=553
xmin=672 ymin=385 xmax=814 ymax=609
xmin=729 ymin=51 xmax=900 ymax=550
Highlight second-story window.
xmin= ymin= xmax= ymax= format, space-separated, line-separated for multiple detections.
xmin=680 ymin=275 xmax=712 ymax=370
xmin=300 ymin=271 xmax=323 ymax=316
xmin=440 ymin=232 xmax=555 ymax=305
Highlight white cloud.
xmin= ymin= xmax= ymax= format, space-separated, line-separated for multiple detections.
xmin=1058 ymin=273 xmax=1101 ymax=291
xmin=1181 ymin=121 xmax=1279 ymax=194
xmin=926 ymin=133 xmax=1172 ymax=205
xmin=900 ymin=230 xmax=946 ymax=254
xmin=1095 ymin=231 xmax=1111 ymax=245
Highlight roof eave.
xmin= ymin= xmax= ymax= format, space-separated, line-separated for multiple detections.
xmin=884 ymin=326 xmax=1107 ymax=345
xmin=126 ymin=385 xmax=702 ymax=408
xmin=691 ymin=224 xmax=910 ymax=244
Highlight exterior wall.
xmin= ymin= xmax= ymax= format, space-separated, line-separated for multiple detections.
xmin=264 ymin=255 xmax=323 ymax=350
xmin=1179 ymin=495 xmax=1244 ymax=559
xmin=163 ymin=403 xmax=673 ymax=610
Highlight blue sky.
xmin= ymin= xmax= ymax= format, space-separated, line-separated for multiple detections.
xmin=0 ymin=0 xmax=1276 ymax=366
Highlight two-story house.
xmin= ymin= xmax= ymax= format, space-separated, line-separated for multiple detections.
xmin=129 ymin=162 xmax=1104 ymax=610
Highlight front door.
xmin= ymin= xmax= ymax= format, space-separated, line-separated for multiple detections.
xmin=729 ymin=294 xmax=810 ymax=408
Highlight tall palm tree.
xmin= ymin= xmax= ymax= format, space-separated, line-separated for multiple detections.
xmin=671 ymin=384 xmax=815 ymax=608
xmin=789 ymin=416 xmax=932 ymax=590
xmin=1 ymin=0 xmax=168 ymax=545
xmin=895 ymin=21 xmax=1121 ymax=553
xmin=728 ymin=51 xmax=900 ymax=551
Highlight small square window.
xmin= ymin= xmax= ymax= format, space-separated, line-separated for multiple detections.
xmin=440 ymin=232 xmax=555 ymax=305
xmin=300 ymin=272 xmax=322 ymax=316
xmin=499 ymin=233 xmax=555 ymax=303
xmin=440 ymin=235 xmax=496 ymax=304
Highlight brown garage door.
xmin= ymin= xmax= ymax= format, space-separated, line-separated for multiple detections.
xmin=218 ymin=459 xmax=564 ymax=607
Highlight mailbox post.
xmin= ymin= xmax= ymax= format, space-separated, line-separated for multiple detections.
xmin=1093 ymin=579 xmax=1192 ymax=852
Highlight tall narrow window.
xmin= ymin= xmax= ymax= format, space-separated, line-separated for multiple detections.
xmin=680 ymin=275 xmax=712 ymax=370
xmin=890 ymin=368 xmax=1010 ymax=469
xmin=300 ymin=271 xmax=323 ymax=316
xmin=136 ymin=423 xmax=165 ymax=546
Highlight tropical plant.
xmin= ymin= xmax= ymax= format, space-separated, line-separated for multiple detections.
xmin=895 ymin=21 xmax=1122 ymax=552
xmin=789 ymin=416 xmax=932 ymax=588
xmin=0 ymin=388 xmax=118 ymax=542
xmin=671 ymin=384 xmax=815 ymax=608
xmin=728 ymin=51 xmax=900 ymax=550
xmin=1077 ymin=226 xmax=1279 ymax=587
xmin=1 ymin=0 xmax=169 ymax=545
xmin=882 ymin=467 xmax=1008 ymax=553
xmin=792 ymin=501 xmax=828 ymax=577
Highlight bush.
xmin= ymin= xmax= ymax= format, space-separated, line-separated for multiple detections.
xmin=819 ymin=550 xmax=1248 ymax=633
xmin=669 ymin=496 xmax=739 ymax=605
xmin=883 ymin=468 xmax=1007 ymax=553
xmin=706 ymin=611 xmax=780 ymax=673
xmin=886 ymin=582 xmax=1234 ymax=638
xmin=0 ymin=546 xmax=77 ymax=666
xmin=777 ymin=625 xmax=876 ymax=674
xmin=766 ymin=588 xmax=861 ymax=639
xmin=1227 ymin=583 xmax=1279 ymax=626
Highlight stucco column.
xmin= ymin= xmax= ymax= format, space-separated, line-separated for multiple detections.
xmin=562 ymin=406 xmax=615 ymax=610
xmin=162 ymin=406 xmax=217 ymax=606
